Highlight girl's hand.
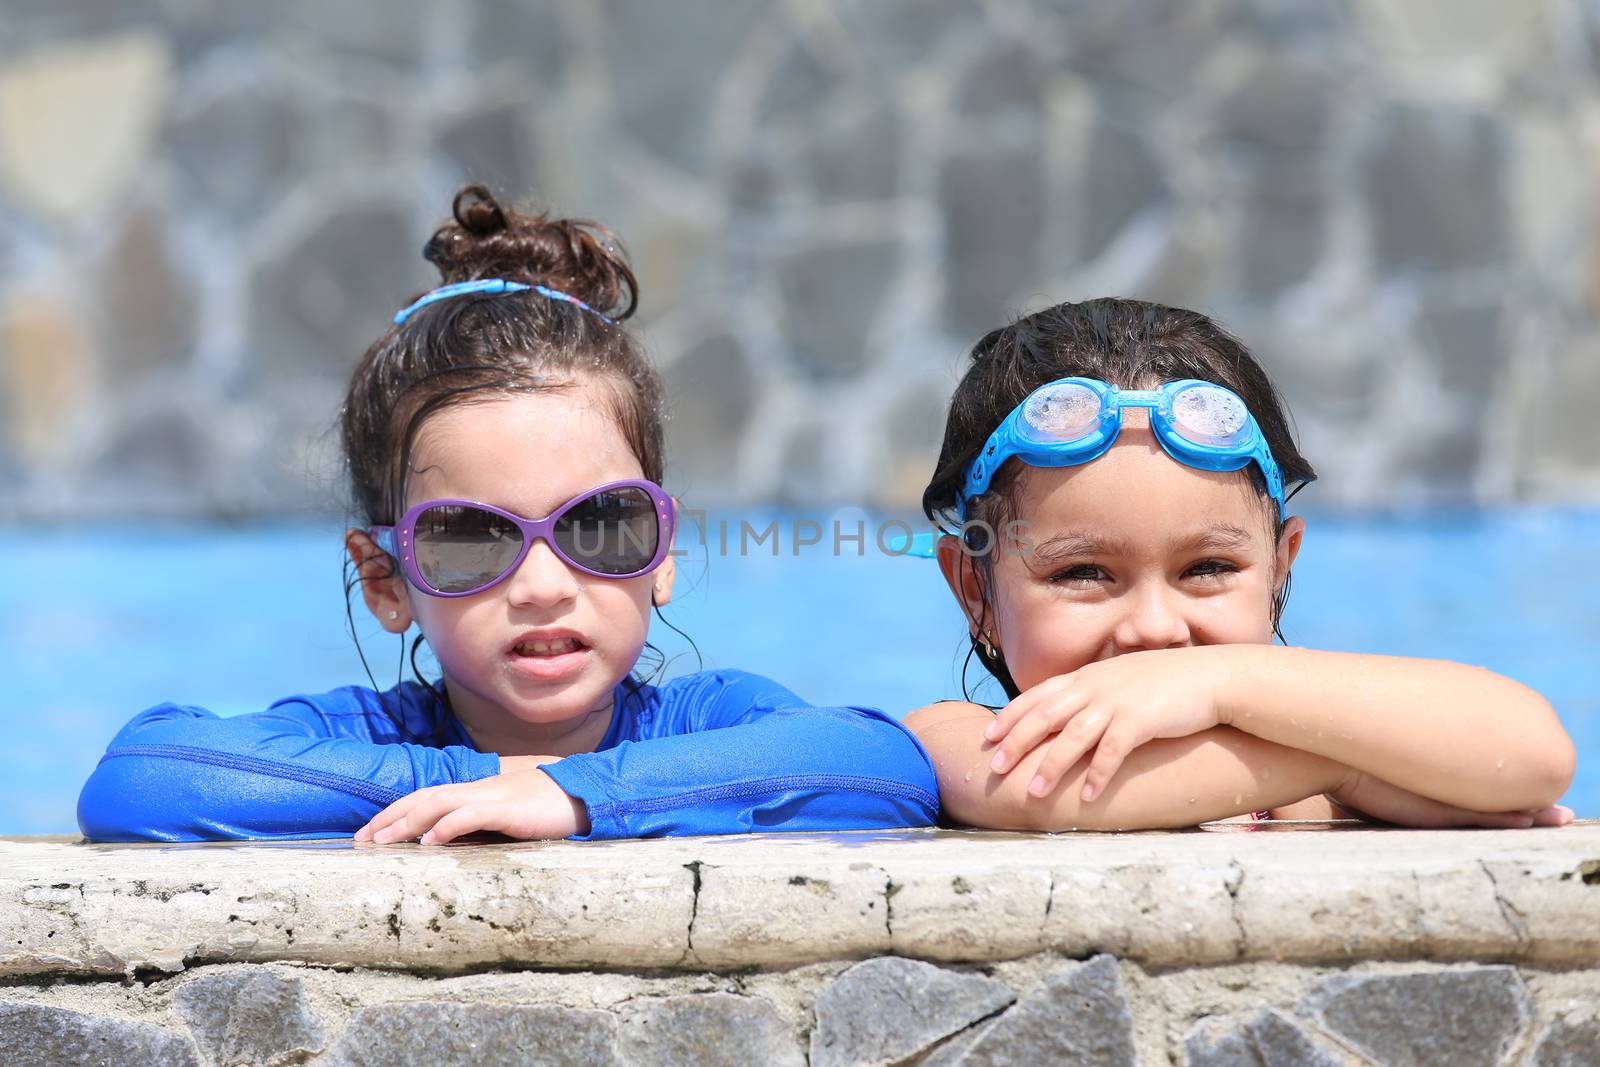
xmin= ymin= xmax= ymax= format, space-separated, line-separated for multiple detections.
xmin=1331 ymin=769 xmax=1575 ymax=829
xmin=984 ymin=648 xmax=1227 ymax=802
xmin=353 ymin=767 xmax=590 ymax=844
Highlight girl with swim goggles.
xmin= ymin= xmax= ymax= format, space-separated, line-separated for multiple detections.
xmin=78 ymin=186 xmax=937 ymax=843
xmin=906 ymin=297 xmax=1576 ymax=831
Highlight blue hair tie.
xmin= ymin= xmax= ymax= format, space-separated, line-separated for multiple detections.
xmin=392 ymin=278 xmax=616 ymax=326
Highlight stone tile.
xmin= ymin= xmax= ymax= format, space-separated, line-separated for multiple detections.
xmin=0 ymin=291 xmax=95 ymax=466
xmin=1363 ymin=104 xmax=1508 ymax=273
xmin=1184 ymin=1008 xmax=1351 ymax=1067
xmin=810 ymin=98 xmax=902 ymax=202
xmin=601 ymin=0 xmax=764 ymax=172
xmin=661 ymin=334 xmax=752 ymax=489
xmin=274 ymin=0 xmax=431 ymax=67
xmin=247 ymin=200 xmax=428 ymax=385
xmin=90 ymin=410 xmax=207 ymax=491
xmin=1530 ymin=1013 xmax=1600 ymax=1067
xmin=940 ymin=146 xmax=1044 ymax=338
xmin=0 ymin=32 xmax=172 ymax=223
xmin=468 ymin=2 xmax=568 ymax=87
xmin=809 ymin=957 xmax=1015 ymax=1067
xmin=955 ymin=40 xmax=1044 ymax=121
xmin=1301 ymin=966 xmax=1532 ymax=1067
xmin=0 ymin=1002 xmax=200 ymax=1067
xmin=438 ymin=100 xmax=541 ymax=199
xmin=1237 ymin=164 xmax=1325 ymax=296
xmin=1074 ymin=116 xmax=1168 ymax=263
xmin=953 ymin=954 xmax=1136 ymax=1066
xmin=777 ymin=240 xmax=900 ymax=379
xmin=618 ymin=993 xmax=802 ymax=1067
xmin=98 ymin=200 xmax=197 ymax=386
xmin=835 ymin=0 xmax=986 ymax=66
xmin=1213 ymin=52 xmax=1336 ymax=151
xmin=168 ymin=84 xmax=299 ymax=223
xmin=172 ymin=967 xmax=325 ymax=1066
xmin=324 ymin=1001 xmax=622 ymax=1067
xmin=757 ymin=37 xmax=835 ymax=124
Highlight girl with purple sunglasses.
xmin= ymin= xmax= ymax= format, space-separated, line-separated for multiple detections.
xmin=77 ymin=185 xmax=937 ymax=843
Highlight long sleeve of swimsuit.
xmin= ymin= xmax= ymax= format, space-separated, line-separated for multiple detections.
xmin=539 ymin=670 xmax=940 ymax=839
xmin=77 ymin=686 xmax=500 ymax=842
xmin=77 ymin=671 xmax=939 ymax=842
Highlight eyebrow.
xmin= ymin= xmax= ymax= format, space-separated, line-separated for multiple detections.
xmin=1028 ymin=523 xmax=1258 ymax=562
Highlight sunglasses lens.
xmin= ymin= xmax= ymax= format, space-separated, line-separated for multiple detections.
xmin=555 ymin=485 xmax=661 ymax=576
xmin=1020 ymin=382 xmax=1101 ymax=442
xmin=412 ymin=504 xmax=524 ymax=593
xmin=1170 ymin=384 xmax=1250 ymax=447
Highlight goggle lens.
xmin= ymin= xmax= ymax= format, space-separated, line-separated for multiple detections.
xmin=1020 ymin=382 xmax=1101 ymax=442
xmin=1169 ymin=383 xmax=1250 ymax=447
xmin=413 ymin=504 xmax=524 ymax=593
xmin=553 ymin=485 xmax=660 ymax=576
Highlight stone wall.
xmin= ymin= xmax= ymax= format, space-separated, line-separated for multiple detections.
xmin=3 ymin=825 xmax=1598 ymax=1065
xmin=2 ymin=2 xmax=1599 ymax=519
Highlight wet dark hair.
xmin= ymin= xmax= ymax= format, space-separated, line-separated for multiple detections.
xmin=921 ymin=297 xmax=1317 ymax=701
xmin=340 ymin=184 xmax=689 ymax=694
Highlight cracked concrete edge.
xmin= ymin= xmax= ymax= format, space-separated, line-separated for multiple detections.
xmin=2 ymin=826 xmax=1598 ymax=977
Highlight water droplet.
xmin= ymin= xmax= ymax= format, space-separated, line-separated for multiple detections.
xmin=1495 ymin=758 xmax=1505 ymax=772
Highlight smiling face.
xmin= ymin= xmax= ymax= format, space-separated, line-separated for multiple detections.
xmin=365 ymin=382 xmax=674 ymax=754
xmin=940 ymin=410 xmax=1302 ymax=694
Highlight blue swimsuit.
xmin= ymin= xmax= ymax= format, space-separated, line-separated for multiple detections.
xmin=77 ymin=669 xmax=939 ymax=842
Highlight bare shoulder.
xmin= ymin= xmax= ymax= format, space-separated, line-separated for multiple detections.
xmin=902 ymin=701 xmax=994 ymax=734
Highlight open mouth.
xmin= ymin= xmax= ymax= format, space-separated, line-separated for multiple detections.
xmin=511 ymin=636 xmax=588 ymax=658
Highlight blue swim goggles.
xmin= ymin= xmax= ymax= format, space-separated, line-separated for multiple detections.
xmin=958 ymin=376 xmax=1284 ymax=521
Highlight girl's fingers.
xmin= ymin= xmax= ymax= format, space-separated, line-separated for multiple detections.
xmin=370 ymin=791 xmax=463 ymax=843
xmin=1029 ymin=711 xmax=1109 ymax=797
xmin=986 ymin=688 xmax=1044 ymax=743
xmin=990 ymin=695 xmax=1085 ymax=774
xmin=1077 ymin=720 xmax=1131 ymax=802
xmin=422 ymin=803 xmax=505 ymax=846
xmin=987 ymin=676 xmax=1075 ymax=742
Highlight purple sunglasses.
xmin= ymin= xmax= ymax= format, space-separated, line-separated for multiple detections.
xmin=370 ymin=479 xmax=676 ymax=597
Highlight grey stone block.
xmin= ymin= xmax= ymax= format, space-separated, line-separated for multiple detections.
xmin=809 ymin=956 xmax=1016 ymax=1067
xmin=617 ymin=993 xmax=802 ymax=1067
xmin=777 ymin=240 xmax=901 ymax=379
xmin=944 ymin=954 xmax=1136 ymax=1066
xmin=1364 ymin=104 xmax=1508 ymax=272
xmin=1301 ymin=967 xmax=1532 ymax=1067
xmin=1530 ymin=1014 xmax=1600 ymax=1067
xmin=168 ymin=84 xmax=299 ymax=222
xmin=940 ymin=146 xmax=1044 ymax=338
xmin=323 ymin=1001 xmax=622 ymax=1067
xmin=438 ymin=101 xmax=541 ymax=201
xmin=247 ymin=200 xmax=427 ymax=384
xmin=1185 ymin=1008 xmax=1351 ymax=1067
xmin=172 ymin=968 xmax=325 ymax=1067
xmin=0 ymin=1001 xmax=200 ymax=1067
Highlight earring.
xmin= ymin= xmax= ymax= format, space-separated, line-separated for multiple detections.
xmin=980 ymin=634 xmax=999 ymax=659
xmin=388 ymin=611 xmax=399 ymax=621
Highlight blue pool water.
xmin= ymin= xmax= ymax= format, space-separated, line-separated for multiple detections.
xmin=4 ymin=508 xmax=1596 ymax=834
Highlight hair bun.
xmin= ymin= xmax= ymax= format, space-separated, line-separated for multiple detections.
xmin=422 ymin=183 xmax=639 ymax=320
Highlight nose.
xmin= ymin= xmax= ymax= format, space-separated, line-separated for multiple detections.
xmin=503 ymin=536 xmax=581 ymax=608
xmin=1112 ymin=579 xmax=1192 ymax=653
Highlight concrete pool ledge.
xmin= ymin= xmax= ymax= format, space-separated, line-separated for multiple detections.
xmin=4 ymin=824 xmax=1600 ymax=1065
xmin=3 ymin=822 xmax=1598 ymax=980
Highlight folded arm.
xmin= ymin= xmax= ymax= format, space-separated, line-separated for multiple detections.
xmin=906 ymin=701 xmax=1346 ymax=830
xmin=77 ymin=698 xmax=499 ymax=842
xmin=1213 ymin=646 xmax=1576 ymax=812
xmin=543 ymin=674 xmax=939 ymax=839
